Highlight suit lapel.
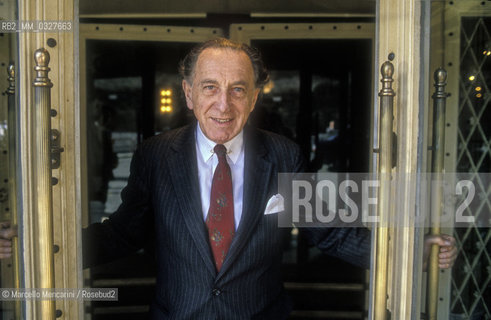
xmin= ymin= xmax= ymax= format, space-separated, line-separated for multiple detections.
xmin=217 ymin=127 xmax=274 ymax=280
xmin=168 ymin=124 xmax=216 ymax=276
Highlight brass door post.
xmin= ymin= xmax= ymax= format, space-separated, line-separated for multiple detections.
xmin=32 ymin=48 xmax=56 ymax=319
xmin=373 ymin=61 xmax=395 ymax=320
xmin=426 ymin=68 xmax=448 ymax=320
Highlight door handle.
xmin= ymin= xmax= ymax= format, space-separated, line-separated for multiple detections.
xmin=426 ymin=68 xmax=449 ymax=320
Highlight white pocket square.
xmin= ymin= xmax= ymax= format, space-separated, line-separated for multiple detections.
xmin=264 ymin=194 xmax=284 ymax=215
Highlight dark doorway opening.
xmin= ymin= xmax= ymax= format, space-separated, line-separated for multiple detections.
xmin=251 ymin=39 xmax=372 ymax=173
xmin=250 ymin=39 xmax=372 ymax=319
xmin=84 ymin=36 xmax=373 ymax=320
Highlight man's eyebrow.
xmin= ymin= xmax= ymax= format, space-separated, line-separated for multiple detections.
xmin=231 ymin=80 xmax=248 ymax=86
xmin=199 ymin=79 xmax=219 ymax=85
xmin=198 ymin=79 xmax=250 ymax=87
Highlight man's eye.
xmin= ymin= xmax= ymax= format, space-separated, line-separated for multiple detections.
xmin=204 ymin=85 xmax=216 ymax=91
xmin=233 ymin=87 xmax=245 ymax=93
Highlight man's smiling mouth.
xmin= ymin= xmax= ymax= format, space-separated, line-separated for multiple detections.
xmin=211 ymin=117 xmax=233 ymax=124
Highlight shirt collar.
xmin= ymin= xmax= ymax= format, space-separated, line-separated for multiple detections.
xmin=196 ymin=123 xmax=243 ymax=165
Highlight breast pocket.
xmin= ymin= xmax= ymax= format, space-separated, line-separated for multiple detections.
xmin=257 ymin=211 xmax=288 ymax=248
xmin=259 ymin=211 xmax=283 ymax=226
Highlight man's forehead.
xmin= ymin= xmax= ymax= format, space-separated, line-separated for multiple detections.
xmin=198 ymin=47 xmax=246 ymax=59
xmin=194 ymin=48 xmax=254 ymax=73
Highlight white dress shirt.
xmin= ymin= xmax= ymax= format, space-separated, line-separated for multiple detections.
xmin=195 ymin=124 xmax=244 ymax=230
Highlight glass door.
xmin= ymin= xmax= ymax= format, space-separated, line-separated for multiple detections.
xmin=231 ymin=22 xmax=375 ymax=319
xmin=429 ymin=2 xmax=491 ymax=318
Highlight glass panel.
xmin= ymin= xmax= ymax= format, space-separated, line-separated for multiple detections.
xmin=89 ymin=76 xmax=140 ymax=220
xmin=451 ymin=16 xmax=491 ymax=320
xmin=251 ymin=38 xmax=372 ymax=316
xmin=85 ymin=39 xmax=196 ymax=319
xmin=311 ymin=74 xmax=342 ymax=171
xmin=252 ymin=39 xmax=372 ymax=173
xmin=86 ymin=40 xmax=195 ymax=224
xmin=249 ymin=70 xmax=299 ymax=141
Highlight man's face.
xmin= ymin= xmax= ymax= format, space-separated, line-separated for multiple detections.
xmin=182 ymin=48 xmax=260 ymax=144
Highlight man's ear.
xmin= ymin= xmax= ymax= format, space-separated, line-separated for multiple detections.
xmin=182 ymin=80 xmax=194 ymax=110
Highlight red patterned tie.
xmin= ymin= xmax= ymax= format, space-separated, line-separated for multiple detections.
xmin=206 ymin=144 xmax=235 ymax=271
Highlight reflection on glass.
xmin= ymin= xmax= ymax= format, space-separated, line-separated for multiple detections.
xmin=154 ymin=72 xmax=193 ymax=134
xmin=250 ymin=70 xmax=299 ymax=140
xmin=248 ymin=39 xmax=371 ymax=316
xmin=85 ymin=40 xmax=197 ymax=317
xmin=86 ymin=40 xmax=195 ymax=224
xmin=88 ymin=76 xmax=141 ymax=222
xmin=311 ymin=75 xmax=341 ymax=172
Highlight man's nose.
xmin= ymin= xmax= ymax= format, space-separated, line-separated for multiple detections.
xmin=215 ymin=90 xmax=231 ymax=112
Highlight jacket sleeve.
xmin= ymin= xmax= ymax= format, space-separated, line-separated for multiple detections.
xmin=83 ymin=146 xmax=154 ymax=268
xmin=302 ymin=227 xmax=371 ymax=269
xmin=291 ymin=142 xmax=372 ymax=270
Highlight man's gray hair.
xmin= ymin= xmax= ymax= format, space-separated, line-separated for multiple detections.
xmin=179 ymin=38 xmax=270 ymax=88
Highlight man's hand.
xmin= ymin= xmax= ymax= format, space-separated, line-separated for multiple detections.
xmin=0 ymin=221 xmax=17 ymax=259
xmin=423 ymin=234 xmax=457 ymax=270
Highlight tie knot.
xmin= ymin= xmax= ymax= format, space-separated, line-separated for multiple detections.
xmin=214 ymin=144 xmax=227 ymax=159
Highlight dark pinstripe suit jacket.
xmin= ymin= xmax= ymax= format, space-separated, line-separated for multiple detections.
xmin=84 ymin=123 xmax=371 ymax=319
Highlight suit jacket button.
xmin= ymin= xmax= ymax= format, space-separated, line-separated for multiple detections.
xmin=212 ymin=288 xmax=221 ymax=296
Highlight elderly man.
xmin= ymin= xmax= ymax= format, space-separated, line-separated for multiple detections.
xmin=0 ymin=38 xmax=456 ymax=319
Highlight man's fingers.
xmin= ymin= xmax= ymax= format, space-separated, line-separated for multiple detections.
xmin=437 ymin=239 xmax=457 ymax=268
xmin=438 ymin=256 xmax=454 ymax=264
xmin=0 ymin=225 xmax=17 ymax=239
xmin=423 ymin=234 xmax=458 ymax=270
xmin=425 ymin=234 xmax=453 ymax=247
xmin=0 ymin=238 xmax=12 ymax=261
xmin=0 ymin=239 xmax=12 ymax=246
xmin=439 ymin=240 xmax=458 ymax=258
xmin=438 ymin=250 xmax=457 ymax=260
xmin=0 ymin=244 xmax=12 ymax=253
xmin=0 ymin=221 xmax=11 ymax=229
xmin=0 ymin=237 xmax=14 ymax=260
xmin=439 ymin=246 xmax=451 ymax=252
xmin=441 ymin=234 xmax=456 ymax=246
